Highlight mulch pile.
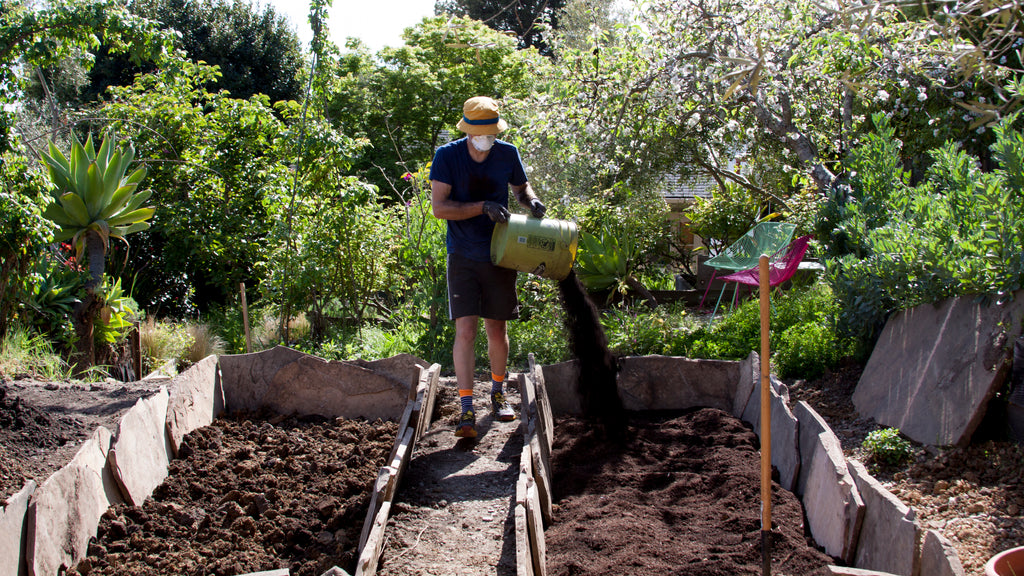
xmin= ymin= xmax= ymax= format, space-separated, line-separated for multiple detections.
xmin=70 ymin=412 xmax=396 ymax=576
xmin=546 ymin=408 xmax=834 ymax=576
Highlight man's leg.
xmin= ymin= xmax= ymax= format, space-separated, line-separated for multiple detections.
xmin=453 ymin=315 xmax=479 ymax=437
xmin=484 ymin=318 xmax=515 ymax=421
xmin=484 ymin=318 xmax=508 ymax=379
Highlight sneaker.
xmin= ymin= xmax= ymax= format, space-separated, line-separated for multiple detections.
xmin=491 ymin=391 xmax=516 ymax=422
xmin=454 ymin=409 xmax=477 ymax=438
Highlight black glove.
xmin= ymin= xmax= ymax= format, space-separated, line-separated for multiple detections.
xmin=482 ymin=201 xmax=510 ymax=223
xmin=528 ymin=198 xmax=547 ymax=219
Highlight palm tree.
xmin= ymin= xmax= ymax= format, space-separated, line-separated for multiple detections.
xmin=40 ymin=133 xmax=154 ymax=371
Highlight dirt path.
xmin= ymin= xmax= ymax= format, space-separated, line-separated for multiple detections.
xmin=378 ymin=376 xmax=524 ymax=576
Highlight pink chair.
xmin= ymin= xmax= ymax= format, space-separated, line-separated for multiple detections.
xmin=708 ymin=235 xmax=813 ymax=324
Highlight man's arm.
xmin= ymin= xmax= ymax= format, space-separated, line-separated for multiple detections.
xmin=431 ymin=179 xmax=508 ymax=222
xmin=431 ymin=179 xmax=484 ymax=220
xmin=512 ymin=183 xmax=546 ymax=218
xmin=511 ymin=182 xmax=538 ymax=210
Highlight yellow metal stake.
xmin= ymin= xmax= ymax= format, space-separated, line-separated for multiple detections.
xmin=759 ymin=254 xmax=772 ymax=576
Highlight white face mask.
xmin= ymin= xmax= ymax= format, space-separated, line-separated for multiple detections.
xmin=471 ymin=135 xmax=496 ymax=152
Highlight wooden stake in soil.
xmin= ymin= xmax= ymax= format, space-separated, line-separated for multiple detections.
xmin=240 ymin=282 xmax=252 ymax=353
xmin=758 ymin=254 xmax=772 ymax=576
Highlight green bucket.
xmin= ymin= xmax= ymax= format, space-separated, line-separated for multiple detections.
xmin=491 ymin=214 xmax=579 ymax=280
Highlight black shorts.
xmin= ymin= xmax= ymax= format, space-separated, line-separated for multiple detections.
xmin=447 ymin=252 xmax=520 ymax=320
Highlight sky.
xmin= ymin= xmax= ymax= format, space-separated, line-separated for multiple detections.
xmin=264 ymin=0 xmax=439 ymax=53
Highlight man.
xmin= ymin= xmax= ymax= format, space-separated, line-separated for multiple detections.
xmin=430 ymin=96 xmax=546 ymax=438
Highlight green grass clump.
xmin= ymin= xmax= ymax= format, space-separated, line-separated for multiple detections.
xmin=140 ymin=317 xmax=194 ymax=376
xmin=0 ymin=325 xmax=72 ymax=381
xmin=183 ymin=323 xmax=227 ymax=366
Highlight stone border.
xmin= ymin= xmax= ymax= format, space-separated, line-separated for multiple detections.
xmin=1 ymin=349 xmax=431 ymax=576
xmin=530 ymin=353 xmax=965 ymax=576
xmin=1 ymin=349 xmax=967 ymax=576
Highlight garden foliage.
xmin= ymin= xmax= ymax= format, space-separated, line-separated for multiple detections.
xmin=1 ymin=154 xmax=54 ymax=339
xmin=819 ymin=114 xmax=1024 ymax=343
xmin=2 ymin=0 xmax=1023 ymax=380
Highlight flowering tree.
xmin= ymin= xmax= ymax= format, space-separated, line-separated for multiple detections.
xmin=515 ymin=0 xmax=1007 ymax=205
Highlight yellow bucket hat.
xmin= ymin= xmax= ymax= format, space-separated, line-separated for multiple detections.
xmin=456 ymin=96 xmax=509 ymax=135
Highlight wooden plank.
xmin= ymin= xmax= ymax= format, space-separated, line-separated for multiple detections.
xmin=408 ymin=395 xmax=423 ymax=445
xmin=386 ymin=400 xmax=415 ymax=466
xmin=530 ymin=432 xmax=553 ymax=525
xmin=417 ymin=363 xmax=441 ymax=442
xmin=357 ymin=465 xmax=397 ymax=555
xmin=516 ymin=473 xmax=534 ymax=576
xmin=529 ymin=354 xmax=555 ymax=460
xmin=518 ymin=374 xmax=538 ymax=443
xmin=355 ymin=501 xmax=391 ymax=576
xmin=523 ymin=375 xmax=552 ymax=483
xmin=520 ymin=442 xmax=534 ymax=479
xmin=390 ymin=426 xmax=415 ymax=480
xmin=526 ymin=478 xmax=547 ymax=576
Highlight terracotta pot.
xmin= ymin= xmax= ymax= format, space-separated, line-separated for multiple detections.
xmin=986 ymin=546 xmax=1024 ymax=576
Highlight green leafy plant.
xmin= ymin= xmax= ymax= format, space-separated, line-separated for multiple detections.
xmin=24 ymin=257 xmax=83 ymax=346
xmin=819 ymin=113 xmax=1024 ymax=347
xmin=774 ymin=322 xmax=840 ymax=379
xmin=1 ymin=154 xmax=55 ymax=339
xmin=862 ymin=428 xmax=914 ymax=468
xmin=93 ymin=277 xmax=139 ymax=345
xmin=602 ymin=303 xmax=696 ymax=357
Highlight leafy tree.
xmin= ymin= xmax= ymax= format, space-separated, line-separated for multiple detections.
xmin=0 ymin=0 xmax=173 ymax=151
xmin=434 ymin=0 xmax=565 ymax=54
xmin=84 ymin=0 xmax=305 ymax=103
xmin=38 ymin=133 xmax=154 ymax=369
xmin=326 ymin=16 xmax=544 ymax=197
xmin=98 ymin=60 xmax=296 ymax=315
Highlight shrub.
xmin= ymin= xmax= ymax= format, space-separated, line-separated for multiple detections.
xmin=819 ymin=114 xmax=1024 ymax=347
xmin=862 ymin=428 xmax=914 ymax=468
xmin=140 ymin=317 xmax=194 ymax=376
xmin=774 ymin=322 xmax=839 ymax=379
xmin=670 ymin=281 xmax=852 ymax=380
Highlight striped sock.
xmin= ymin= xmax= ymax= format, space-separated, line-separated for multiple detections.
xmin=459 ymin=389 xmax=473 ymax=413
xmin=491 ymin=372 xmax=505 ymax=395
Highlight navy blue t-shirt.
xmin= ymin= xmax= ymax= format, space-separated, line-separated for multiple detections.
xmin=430 ymin=137 xmax=528 ymax=262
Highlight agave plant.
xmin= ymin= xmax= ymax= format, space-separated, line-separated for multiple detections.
xmin=40 ymin=134 xmax=153 ymax=274
xmin=575 ymin=226 xmax=657 ymax=307
xmin=39 ymin=133 xmax=153 ymax=369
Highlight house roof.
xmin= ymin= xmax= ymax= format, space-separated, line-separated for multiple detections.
xmin=658 ymin=172 xmax=716 ymax=202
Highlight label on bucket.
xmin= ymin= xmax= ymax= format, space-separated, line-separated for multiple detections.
xmin=517 ymin=234 xmax=555 ymax=252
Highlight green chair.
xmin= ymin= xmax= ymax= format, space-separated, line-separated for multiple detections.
xmin=699 ymin=222 xmax=797 ymax=321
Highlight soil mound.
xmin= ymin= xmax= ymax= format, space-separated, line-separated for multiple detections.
xmin=546 ymin=408 xmax=833 ymax=576
xmin=71 ymin=411 xmax=396 ymax=576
